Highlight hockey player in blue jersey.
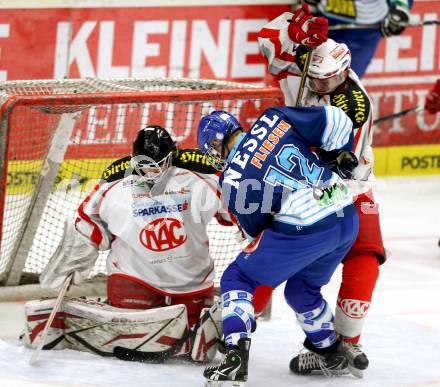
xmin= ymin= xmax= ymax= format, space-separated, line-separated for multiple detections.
xmin=197 ymin=106 xmax=360 ymax=385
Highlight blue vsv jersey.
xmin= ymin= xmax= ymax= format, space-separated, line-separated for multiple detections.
xmin=220 ymin=105 xmax=355 ymax=239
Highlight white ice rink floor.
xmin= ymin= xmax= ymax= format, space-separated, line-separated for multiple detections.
xmin=1 ymin=175 xmax=439 ymax=387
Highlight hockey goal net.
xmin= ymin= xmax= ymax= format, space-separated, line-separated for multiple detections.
xmin=0 ymin=77 xmax=283 ymax=299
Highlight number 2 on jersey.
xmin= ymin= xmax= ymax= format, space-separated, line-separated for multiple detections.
xmin=263 ymin=144 xmax=324 ymax=191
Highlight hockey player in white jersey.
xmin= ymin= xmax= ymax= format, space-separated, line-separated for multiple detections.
xmin=75 ymin=126 xmax=223 ymax=320
xmin=258 ymin=9 xmax=386 ymax=377
xmin=293 ymin=0 xmax=412 ymax=77
xmin=22 ymin=126 xmax=230 ymax=363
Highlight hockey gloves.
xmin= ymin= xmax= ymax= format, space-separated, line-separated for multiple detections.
xmin=425 ymin=79 xmax=440 ymax=114
xmin=316 ymin=149 xmax=359 ymax=179
xmin=380 ymin=3 xmax=410 ymax=37
xmin=288 ymin=3 xmax=328 ymax=47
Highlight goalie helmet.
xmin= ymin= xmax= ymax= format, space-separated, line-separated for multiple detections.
xmin=197 ymin=111 xmax=242 ymax=171
xmin=131 ymin=126 xmax=176 ymax=184
xmin=307 ymin=39 xmax=351 ymax=94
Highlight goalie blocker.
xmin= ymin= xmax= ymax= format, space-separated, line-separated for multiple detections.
xmin=21 ymin=297 xmax=222 ymax=363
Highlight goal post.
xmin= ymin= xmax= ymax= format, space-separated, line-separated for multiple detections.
xmin=4 ymin=113 xmax=78 ymax=286
xmin=0 ymin=77 xmax=283 ymax=301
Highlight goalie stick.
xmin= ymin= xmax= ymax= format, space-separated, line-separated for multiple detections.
xmin=29 ymin=274 xmax=72 ymax=365
xmin=114 ymin=305 xmax=214 ymax=363
xmin=329 ymin=20 xmax=440 ymax=31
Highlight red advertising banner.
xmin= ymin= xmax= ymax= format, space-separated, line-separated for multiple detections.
xmin=0 ymin=1 xmax=439 ymax=147
xmin=363 ymin=0 xmax=440 ymax=146
xmin=0 ymin=5 xmax=289 ymax=81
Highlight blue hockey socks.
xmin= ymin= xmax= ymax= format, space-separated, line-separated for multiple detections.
xmin=222 ymin=290 xmax=254 ymax=348
xmin=296 ymin=300 xmax=337 ymax=349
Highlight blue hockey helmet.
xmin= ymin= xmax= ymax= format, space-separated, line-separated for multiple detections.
xmin=197 ymin=111 xmax=242 ymax=171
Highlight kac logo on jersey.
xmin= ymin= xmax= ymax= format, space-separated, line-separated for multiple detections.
xmin=139 ymin=217 xmax=187 ymax=252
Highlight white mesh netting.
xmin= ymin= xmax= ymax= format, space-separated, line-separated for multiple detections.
xmin=0 ymin=77 xmax=283 ymax=287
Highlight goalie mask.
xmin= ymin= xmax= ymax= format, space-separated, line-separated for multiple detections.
xmin=197 ymin=111 xmax=242 ymax=171
xmin=307 ymin=39 xmax=351 ymax=94
xmin=131 ymin=126 xmax=176 ymax=184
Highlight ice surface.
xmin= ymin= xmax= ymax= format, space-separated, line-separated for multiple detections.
xmin=1 ymin=176 xmax=440 ymax=387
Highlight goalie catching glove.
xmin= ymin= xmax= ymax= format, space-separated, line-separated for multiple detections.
xmin=39 ymin=222 xmax=99 ymax=290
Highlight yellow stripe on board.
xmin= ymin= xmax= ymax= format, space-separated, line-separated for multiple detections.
xmin=5 ymin=145 xmax=440 ymax=195
xmin=6 ymin=158 xmax=115 ymax=195
xmin=374 ymin=144 xmax=440 ymax=176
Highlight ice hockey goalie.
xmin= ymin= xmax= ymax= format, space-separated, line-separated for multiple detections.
xmin=21 ymin=125 xmax=230 ymax=363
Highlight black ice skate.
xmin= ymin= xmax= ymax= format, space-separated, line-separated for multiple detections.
xmin=289 ymin=339 xmax=348 ymax=377
xmin=337 ymin=341 xmax=369 ymax=378
xmin=203 ymin=338 xmax=250 ymax=387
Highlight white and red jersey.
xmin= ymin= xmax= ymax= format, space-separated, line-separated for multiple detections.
xmin=75 ymin=167 xmax=230 ymax=295
xmin=258 ymin=13 xmax=375 ymax=196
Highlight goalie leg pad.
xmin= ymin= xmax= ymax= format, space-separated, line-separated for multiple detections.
xmin=63 ymin=298 xmax=189 ymax=356
xmin=191 ymin=298 xmax=223 ymax=362
xmin=23 ymin=298 xmax=190 ymax=357
xmin=21 ymin=299 xmax=67 ymax=350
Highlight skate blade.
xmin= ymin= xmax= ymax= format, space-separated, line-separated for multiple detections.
xmin=347 ymin=364 xmax=364 ymax=379
xmin=204 ymin=381 xmax=245 ymax=387
xmin=205 ymin=381 xmax=224 ymax=387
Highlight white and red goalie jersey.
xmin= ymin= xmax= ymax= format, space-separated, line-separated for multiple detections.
xmin=258 ymin=12 xmax=375 ymax=196
xmin=76 ymin=167 xmax=230 ymax=295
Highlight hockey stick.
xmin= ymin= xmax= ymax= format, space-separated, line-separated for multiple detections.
xmin=296 ymin=47 xmax=313 ymax=107
xmin=114 ymin=334 xmax=191 ymax=364
xmin=329 ymin=20 xmax=440 ymax=31
xmin=29 ymin=273 xmax=72 ymax=365
xmin=114 ymin=305 xmax=214 ymax=363
xmin=373 ymin=105 xmax=424 ymax=126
